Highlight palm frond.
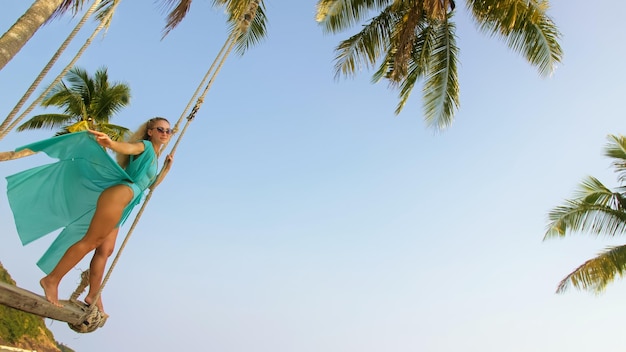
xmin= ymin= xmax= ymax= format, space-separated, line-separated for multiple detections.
xmin=98 ymin=123 xmax=130 ymax=141
xmin=421 ymin=16 xmax=459 ymax=129
xmin=94 ymin=0 xmax=118 ymax=28
xmin=604 ymin=135 xmax=626 ymax=183
xmin=21 ymin=66 xmax=131 ymax=139
xmin=556 ymin=245 xmax=626 ymax=294
xmin=574 ymin=176 xmax=621 ymax=206
xmin=422 ymin=0 xmax=456 ymax=20
xmin=468 ymin=0 xmax=562 ymax=77
xmin=50 ymin=0 xmax=89 ymax=21
xmin=385 ymin=4 xmax=425 ymax=82
xmin=384 ymin=21 xmax=435 ymax=113
xmin=316 ymin=0 xmax=392 ymax=33
xmin=91 ymin=85 xmax=131 ymax=123
xmin=40 ymin=79 xmax=72 ymax=105
xmin=332 ymin=7 xmax=398 ymax=78
xmin=159 ymin=0 xmax=194 ymax=38
xmin=16 ymin=114 xmax=75 ymax=131
xmin=544 ymin=176 xmax=626 ymax=239
xmin=227 ymin=0 xmax=268 ymax=54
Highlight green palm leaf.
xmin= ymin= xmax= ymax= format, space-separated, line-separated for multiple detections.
xmin=223 ymin=0 xmax=268 ymax=54
xmin=388 ymin=29 xmax=430 ymax=114
xmin=421 ymin=16 xmax=459 ymax=129
xmin=317 ymin=0 xmax=391 ymax=33
xmin=604 ymin=135 xmax=626 ymax=184
xmin=334 ymin=7 xmax=397 ymax=78
xmin=317 ymin=0 xmax=561 ymax=131
xmin=467 ymin=0 xmax=562 ymax=77
xmin=545 ymin=135 xmax=626 ymax=293
xmin=97 ymin=123 xmax=130 ymax=141
xmin=158 ymin=0 xmax=268 ymax=53
xmin=18 ymin=66 xmax=131 ymax=139
xmin=556 ymin=245 xmax=626 ymax=294
xmin=544 ymin=176 xmax=626 ymax=239
xmin=16 ymin=114 xmax=75 ymax=131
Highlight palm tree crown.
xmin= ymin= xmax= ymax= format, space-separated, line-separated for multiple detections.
xmin=545 ymin=135 xmax=626 ymax=293
xmin=17 ymin=66 xmax=131 ymax=140
xmin=105 ymin=0 xmax=268 ymax=54
xmin=316 ymin=0 xmax=563 ymax=130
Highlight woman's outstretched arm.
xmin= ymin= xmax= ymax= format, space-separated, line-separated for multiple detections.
xmin=88 ymin=130 xmax=145 ymax=156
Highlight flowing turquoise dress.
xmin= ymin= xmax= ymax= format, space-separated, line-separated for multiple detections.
xmin=5 ymin=131 xmax=157 ymax=274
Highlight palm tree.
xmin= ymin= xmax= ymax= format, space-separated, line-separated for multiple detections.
xmin=544 ymin=135 xmax=626 ymax=294
xmin=0 ymin=0 xmax=267 ymax=141
xmin=0 ymin=0 xmax=90 ymax=71
xmin=17 ymin=66 xmax=131 ymax=140
xmin=0 ymin=0 xmax=268 ymax=72
xmin=152 ymin=0 xmax=268 ymax=53
xmin=315 ymin=0 xmax=563 ymax=131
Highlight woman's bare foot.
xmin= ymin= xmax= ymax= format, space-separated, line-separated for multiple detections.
xmin=40 ymin=277 xmax=62 ymax=307
xmin=84 ymin=295 xmax=105 ymax=314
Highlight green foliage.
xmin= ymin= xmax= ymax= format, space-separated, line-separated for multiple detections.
xmin=0 ymin=262 xmax=74 ymax=351
xmin=0 ymin=305 xmax=46 ymax=344
xmin=545 ymin=135 xmax=626 ymax=293
xmin=17 ymin=66 xmax=131 ymax=141
xmin=0 ymin=263 xmax=46 ymax=344
xmin=316 ymin=0 xmax=562 ymax=130
xmin=0 ymin=266 xmax=16 ymax=286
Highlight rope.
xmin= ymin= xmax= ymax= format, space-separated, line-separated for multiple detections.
xmin=81 ymin=0 xmax=261 ymax=322
xmin=69 ymin=269 xmax=90 ymax=303
xmin=0 ymin=0 xmax=121 ymax=141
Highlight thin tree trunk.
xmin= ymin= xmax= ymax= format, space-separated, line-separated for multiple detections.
xmin=0 ymin=149 xmax=36 ymax=161
xmin=0 ymin=0 xmax=65 ymax=71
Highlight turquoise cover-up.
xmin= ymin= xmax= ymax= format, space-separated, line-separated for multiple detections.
xmin=5 ymin=131 xmax=157 ymax=274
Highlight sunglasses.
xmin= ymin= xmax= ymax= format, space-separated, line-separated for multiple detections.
xmin=151 ymin=127 xmax=173 ymax=135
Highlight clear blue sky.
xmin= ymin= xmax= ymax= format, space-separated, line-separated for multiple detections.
xmin=1 ymin=1 xmax=626 ymax=351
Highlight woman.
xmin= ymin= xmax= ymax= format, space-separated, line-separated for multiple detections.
xmin=5 ymin=117 xmax=174 ymax=312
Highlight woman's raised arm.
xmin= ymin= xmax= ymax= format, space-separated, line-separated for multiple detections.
xmin=88 ymin=130 xmax=145 ymax=156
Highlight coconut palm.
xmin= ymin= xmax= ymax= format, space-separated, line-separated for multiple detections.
xmin=0 ymin=0 xmax=267 ymax=72
xmin=90 ymin=0 xmax=267 ymax=53
xmin=0 ymin=0 xmax=266 ymax=141
xmin=315 ymin=0 xmax=563 ymax=131
xmin=544 ymin=135 xmax=626 ymax=293
xmin=150 ymin=0 xmax=268 ymax=53
xmin=17 ymin=66 xmax=131 ymax=140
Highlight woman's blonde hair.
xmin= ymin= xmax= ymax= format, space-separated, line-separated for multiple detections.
xmin=116 ymin=117 xmax=169 ymax=169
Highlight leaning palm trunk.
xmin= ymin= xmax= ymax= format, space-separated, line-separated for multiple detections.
xmin=0 ymin=0 xmax=66 ymax=71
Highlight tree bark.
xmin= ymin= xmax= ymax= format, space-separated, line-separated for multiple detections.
xmin=0 ymin=149 xmax=36 ymax=162
xmin=0 ymin=0 xmax=65 ymax=71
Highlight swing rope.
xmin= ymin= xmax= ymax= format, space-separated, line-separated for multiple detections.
xmin=81 ymin=0 xmax=261 ymax=323
xmin=0 ymin=0 xmax=120 ymax=141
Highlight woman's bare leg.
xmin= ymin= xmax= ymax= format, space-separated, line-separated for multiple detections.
xmin=40 ymin=185 xmax=133 ymax=306
xmin=84 ymin=228 xmax=119 ymax=314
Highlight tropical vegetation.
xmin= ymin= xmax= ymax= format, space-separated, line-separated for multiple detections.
xmin=0 ymin=262 xmax=75 ymax=351
xmin=0 ymin=0 xmax=267 ymax=73
xmin=1 ymin=1 xmax=562 ymax=134
xmin=16 ymin=66 xmax=131 ymax=140
xmin=545 ymin=135 xmax=626 ymax=293
xmin=315 ymin=0 xmax=563 ymax=130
